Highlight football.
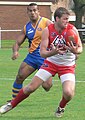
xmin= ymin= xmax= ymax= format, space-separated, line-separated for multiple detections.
xmin=65 ymin=29 xmax=78 ymax=46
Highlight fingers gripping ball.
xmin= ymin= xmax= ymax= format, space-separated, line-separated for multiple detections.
xmin=65 ymin=29 xmax=78 ymax=46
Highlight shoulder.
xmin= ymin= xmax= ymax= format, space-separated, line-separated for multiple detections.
xmin=42 ymin=17 xmax=49 ymax=21
xmin=48 ymin=23 xmax=54 ymax=29
xmin=67 ymin=23 xmax=78 ymax=32
xmin=67 ymin=23 xmax=74 ymax=29
xmin=26 ymin=21 xmax=31 ymax=27
xmin=23 ymin=25 xmax=26 ymax=34
xmin=42 ymin=17 xmax=53 ymax=26
xmin=23 ymin=21 xmax=31 ymax=34
xmin=69 ymin=23 xmax=78 ymax=32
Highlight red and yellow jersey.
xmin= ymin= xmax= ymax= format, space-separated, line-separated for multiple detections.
xmin=24 ymin=16 xmax=49 ymax=55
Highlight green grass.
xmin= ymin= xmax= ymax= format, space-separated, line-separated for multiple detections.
xmin=1 ymin=39 xmax=28 ymax=48
xmin=0 ymin=47 xmax=85 ymax=120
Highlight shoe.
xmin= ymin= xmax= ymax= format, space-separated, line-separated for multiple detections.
xmin=0 ymin=102 xmax=12 ymax=114
xmin=55 ymin=106 xmax=65 ymax=117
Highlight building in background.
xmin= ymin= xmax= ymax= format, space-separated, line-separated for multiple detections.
xmin=51 ymin=0 xmax=76 ymax=22
xmin=0 ymin=0 xmax=83 ymax=40
xmin=0 ymin=0 xmax=54 ymax=40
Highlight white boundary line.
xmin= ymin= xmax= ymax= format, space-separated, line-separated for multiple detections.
xmin=0 ymin=1 xmax=52 ymax=6
xmin=0 ymin=29 xmax=21 ymax=32
xmin=0 ymin=27 xmax=1 ymax=48
xmin=0 ymin=29 xmax=84 ymax=32
xmin=0 ymin=78 xmax=85 ymax=83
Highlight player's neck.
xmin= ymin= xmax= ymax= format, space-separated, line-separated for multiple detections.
xmin=31 ymin=16 xmax=41 ymax=27
xmin=54 ymin=23 xmax=64 ymax=34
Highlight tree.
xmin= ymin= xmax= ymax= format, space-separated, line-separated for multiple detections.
xmin=73 ymin=0 xmax=85 ymax=28
xmin=72 ymin=0 xmax=85 ymax=39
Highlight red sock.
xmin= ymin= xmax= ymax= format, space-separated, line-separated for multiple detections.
xmin=11 ymin=89 xmax=30 ymax=108
xmin=59 ymin=96 xmax=69 ymax=108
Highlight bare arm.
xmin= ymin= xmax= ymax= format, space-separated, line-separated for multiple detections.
xmin=76 ymin=30 xmax=83 ymax=54
xmin=46 ymin=19 xmax=53 ymax=26
xmin=12 ymin=29 xmax=26 ymax=60
xmin=67 ymin=27 xmax=83 ymax=54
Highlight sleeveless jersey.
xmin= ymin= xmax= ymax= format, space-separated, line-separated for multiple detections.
xmin=47 ymin=23 xmax=76 ymax=66
xmin=24 ymin=17 xmax=49 ymax=56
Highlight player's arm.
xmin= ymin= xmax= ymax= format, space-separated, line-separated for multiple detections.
xmin=12 ymin=29 xmax=26 ymax=60
xmin=46 ymin=19 xmax=53 ymax=26
xmin=40 ymin=27 xmax=66 ymax=58
xmin=40 ymin=27 xmax=53 ymax=58
xmin=76 ymin=28 xmax=83 ymax=54
xmin=67 ymin=27 xmax=83 ymax=54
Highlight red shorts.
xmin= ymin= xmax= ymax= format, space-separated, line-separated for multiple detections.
xmin=40 ymin=60 xmax=76 ymax=77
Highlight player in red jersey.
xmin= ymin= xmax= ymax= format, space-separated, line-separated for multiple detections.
xmin=0 ymin=7 xmax=83 ymax=117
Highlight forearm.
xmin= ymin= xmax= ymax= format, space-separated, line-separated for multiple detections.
xmin=40 ymin=49 xmax=57 ymax=58
xmin=75 ymin=47 xmax=83 ymax=60
xmin=76 ymin=46 xmax=83 ymax=54
xmin=40 ymin=44 xmax=68 ymax=58
xmin=12 ymin=43 xmax=20 ymax=53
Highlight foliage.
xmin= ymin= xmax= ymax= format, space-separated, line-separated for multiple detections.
xmin=72 ymin=0 xmax=85 ymax=27
xmin=72 ymin=0 xmax=85 ymax=40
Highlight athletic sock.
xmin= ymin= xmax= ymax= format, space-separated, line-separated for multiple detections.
xmin=59 ymin=96 xmax=69 ymax=108
xmin=11 ymin=89 xmax=30 ymax=108
xmin=12 ymin=82 xmax=23 ymax=99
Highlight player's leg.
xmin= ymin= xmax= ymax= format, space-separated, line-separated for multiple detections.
xmin=62 ymin=79 xmax=75 ymax=103
xmin=12 ymin=76 xmax=44 ymax=107
xmin=12 ymin=62 xmax=36 ymax=99
xmin=38 ymin=58 xmax=53 ymax=91
xmin=0 ymin=69 xmax=52 ymax=114
xmin=0 ymin=76 xmax=44 ymax=114
xmin=55 ymin=73 xmax=75 ymax=117
xmin=11 ymin=53 xmax=39 ymax=100
xmin=12 ymin=69 xmax=52 ymax=107
xmin=42 ymin=77 xmax=53 ymax=91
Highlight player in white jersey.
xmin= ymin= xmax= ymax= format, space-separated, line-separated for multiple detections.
xmin=0 ymin=7 xmax=83 ymax=118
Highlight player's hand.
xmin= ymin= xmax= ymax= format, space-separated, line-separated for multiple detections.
xmin=65 ymin=41 xmax=79 ymax=54
xmin=11 ymin=51 xmax=19 ymax=60
xmin=50 ymin=43 xmax=67 ymax=55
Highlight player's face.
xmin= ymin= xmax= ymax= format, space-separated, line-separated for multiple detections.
xmin=27 ymin=5 xmax=40 ymax=22
xmin=57 ymin=14 xmax=69 ymax=29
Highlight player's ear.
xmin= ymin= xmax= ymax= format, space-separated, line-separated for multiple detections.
xmin=38 ymin=8 xmax=40 ymax=14
xmin=55 ymin=16 xmax=59 ymax=22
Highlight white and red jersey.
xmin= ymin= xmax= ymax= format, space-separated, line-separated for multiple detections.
xmin=46 ymin=23 xmax=76 ymax=66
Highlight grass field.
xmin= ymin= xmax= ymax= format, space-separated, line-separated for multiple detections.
xmin=0 ymin=47 xmax=85 ymax=120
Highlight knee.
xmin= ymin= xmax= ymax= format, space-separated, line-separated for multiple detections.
xmin=42 ymin=82 xmax=52 ymax=92
xmin=25 ymin=84 xmax=36 ymax=94
xmin=17 ymin=73 xmax=24 ymax=79
xmin=16 ymin=74 xmax=25 ymax=84
xmin=63 ymin=88 xmax=75 ymax=100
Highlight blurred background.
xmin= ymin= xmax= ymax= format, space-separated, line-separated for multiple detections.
xmin=0 ymin=0 xmax=85 ymax=48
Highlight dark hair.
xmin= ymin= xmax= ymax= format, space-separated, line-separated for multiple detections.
xmin=54 ymin=7 xmax=70 ymax=21
xmin=27 ymin=3 xmax=39 ymax=10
